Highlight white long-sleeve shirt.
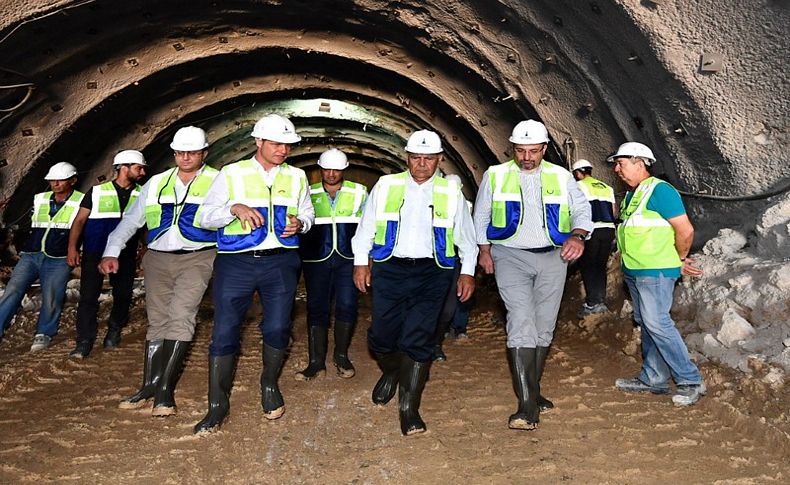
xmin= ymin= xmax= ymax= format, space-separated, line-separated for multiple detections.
xmin=351 ymin=173 xmax=479 ymax=276
xmin=473 ymin=164 xmax=593 ymax=248
xmin=198 ymin=161 xmax=314 ymax=250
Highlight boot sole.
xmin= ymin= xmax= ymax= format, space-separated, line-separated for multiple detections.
xmin=294 ymin=369 xmax=326 ymax=381
xmin=118 ymin=399 xmax=151 ymax=410
xmin=335 ymin=365 xmax=355 ymax=379
xmin=508 ymin=418 xmax=538 ymax=430
xmin=404 ymin=427 xmax=426 ymax=436
xmin=263 ymin=406 xmax=285 ymax=420
xmin=152 ymin=406 xmax=176 ymax=417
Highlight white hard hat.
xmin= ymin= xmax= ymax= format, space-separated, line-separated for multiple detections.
xmin=509 ymin=120 xmax=550 ymax=144
xmin=444 ymin=174 xmax=463 ymax=188
xmin=607 ymin=142 xmax=656 ymax=165
xmin=44 ymin=162 xmax=77 ymax=180
xmin=405 ymin=130 xmax=443 ymax=154
xmin=250 ymin=114 xmax=301 ymax=144
xmin=571 ymin=159 xmax=593 ymax=171
xmin=317 ymin=148 xmax=349 ymax=170
xmin=113 ymin=149 xmax=147 ymax=166
xmin=170 ymin=126 xmax=209 ymax=151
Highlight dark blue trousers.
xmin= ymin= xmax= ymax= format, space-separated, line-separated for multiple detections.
xmin=302 ymin=253 xmax=358 ymax=327
xmin=209 ymin=251 xmax=300 ymax=356
xmin=368 ymin=258 xmax=454 ymax=362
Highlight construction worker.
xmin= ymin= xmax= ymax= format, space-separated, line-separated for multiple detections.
xmin=193 ymin=114 xmax=314 ymax=434
xmin=609 ymin=142 xmax=706 ymax=406
xmin=296 ymin=148 xmax=368 ymax=381
xmin=99 ymin=127 xmax=218 ymax=416
xmin=67 ymin=150 xmax=147 ymax=358
xmin=571 ymin=159 xmax=617 ymax=318
xmin=352 ymin=130 xmax=478 ymax=436
xmin=473 ymin=120 xmax=593 ymax=431
xmin=0 ymin=162 xmax=83 ymax=351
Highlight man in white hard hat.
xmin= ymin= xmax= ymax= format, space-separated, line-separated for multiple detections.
xmin=98 ymin=126 xmax=219 ymax=417
xmin=0 ymin=162 xmax=83 ymax=351
xmin=296 ymin=148 xmax=368 ymax=381
xmin=67 ymin=150 xmax=147 ymax=358
xmin=473 ymin=119 xmax=593 ymax=431
xmin=571 ymin=159 xmax=617 ymax=318
xmin=352 ymin=129 xmax=478 ymax=436
xmin=193 ymin=114 xmax=314 ymax=434
xmin=608 ymin=142 xmax=706 ymax=406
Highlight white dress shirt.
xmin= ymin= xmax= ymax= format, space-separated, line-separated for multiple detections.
xmin=103 ymin=168 xmax=207 ymax=257
xmin=198 ymin=161 xmax=314 ymax=250
xmin=351 ymin=173 xmax=479 ymax=276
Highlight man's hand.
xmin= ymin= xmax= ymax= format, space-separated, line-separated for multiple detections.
xmin=231 ymin=203 xmax=265 ymax=231
xmin=281 ymin=214 xmax=303 ymax=238
xmin=560 ymin=235 xmax=585 ymax=262
xmin=67 ymin=246 xmax=81 ymax=267
xmin=353 ymin=265 xmax=371 ymax=293
xmin=681 ymin=257 xmax=704 ymax=277
xmin=98 ymin=256 xmax=119 ymax=275
xmin=457 ymin=274 xmax=475 ymax=302
xmin=478 ymin=245 xmax=494 ymax=274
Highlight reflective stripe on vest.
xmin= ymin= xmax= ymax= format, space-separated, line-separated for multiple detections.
xmin=370 ymin=172 xmax=458 ymax=269
xmin=217 ymin=159 xmax=305 ymax=252
xmin=486 ymin=160 xmax=572 ymax=245
xmin=88 ymin=181 xmax=141 ymax=220
xmin=578 ymin=176 xmax=616 ymax=229
xmin=301 ymin=180 xmax=367 ymax=262
xmin=616 ymin=177 xmax=681 ymax=270
xmin=144 ymin=166 xmax=219 ymax=246
xmin=29 ymin=190 xmax=84 ymax=257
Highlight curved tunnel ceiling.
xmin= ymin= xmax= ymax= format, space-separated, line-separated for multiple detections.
xmin=0 ymin=0 xmax=787 ymax=229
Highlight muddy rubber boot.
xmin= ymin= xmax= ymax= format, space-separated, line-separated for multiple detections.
xmin=118 ymin=339 xmax=165 ymax=409
xmin=508 ymin=347 xmax=539 ymax=430
xmin=333 ymin=321 xmax=356 ymax=378
xmin=535 ymin=346 xmax=554 ymax=412
xmin=152 ymin=340 xmax=190 ymax=417
xmin=261 ymin=344 xmax=286 ymax=420
xmin=294 ymin=326 xmax=328 ymax=381
xmin=194 ymin=354 xmax=236 ymax=434
xmin=372 ymin=352 xmax=402 ymax=405
xmin=398 ymin=356 xmax=430 ymax=436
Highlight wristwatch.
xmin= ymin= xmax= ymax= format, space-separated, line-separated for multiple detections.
xmin=572 ymin=233 xmax=586 ymax=242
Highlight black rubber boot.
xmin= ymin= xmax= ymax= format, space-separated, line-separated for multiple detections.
xmin=398 ymin=356 xmax=430 ymax=436
xmin=194 ymin=354 xmax=236 ymax=434
xmin=152 ymin=340 xmax=190 ymax=417
xmin=372 ymin=352 xmax=402 ymax=405
xmin=118 ymin=339 xmax=165 ymax=409
xmin=103 ymin=326 xmax=123 ymax=349
xmin=295 ymin=326 xmax=328 ymax=381
xmin=508 ymin=347 xmax=539 ymax=430
xmin=333 ymin=321 xmax=356 ymax=378
xmin=261 ymin=344 xmax=286 ymax=420
xmin=536 ymin=346 xmax=554 ymax=412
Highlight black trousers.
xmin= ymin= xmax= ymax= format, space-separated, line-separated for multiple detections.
xmin=368 ymin=258 xmax=454 ymax=362
xmin=577 ymin=227 xmax=615 ymax=306
xmin=74 ymin=248 xmax=136 ymax=342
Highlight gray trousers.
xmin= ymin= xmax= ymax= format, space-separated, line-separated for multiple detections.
xmin=491 ymin=245 xmax=567 ymax=348
xmin=142 ymin=249 xmax=216 ymax=341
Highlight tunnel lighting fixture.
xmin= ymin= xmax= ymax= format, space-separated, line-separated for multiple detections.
xmin=86 ymin=81 xmax=97 ymax=89
xmin=172 ymin=43 xmax=184 ymax=51
xmin=673 ymin=123 xmax=688 ymax=137
xmin=21 ymin=128 xmax=34 ymax=136
xmin=127 ymin=58 xmax=139 ymax=67
xmin=627 ymin=53 xmax=643 ymax=65
xmin=479 ymin=119 xmax=488 ymax=127
xmin=0 ymin=159 xmax=7 ymax=168
xmin=219 ymin=36 xmax=228 ymax=44
xmin=318 ymin=102 xmax=331 ymax=113
xmin=50 ymin=104 xmax=63 ymax=112
xmin=232 ymin=80 xmax=241 ymax=87
xmin=700 ymin=53 xmax=723 ymax=72
xmin=544 ymin=55 xmax=557 ymax=65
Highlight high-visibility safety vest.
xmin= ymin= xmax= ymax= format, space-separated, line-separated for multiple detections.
xmin=27 ymin=190 xmax=84 ymax=257
xmin=578 ymin=176 xmax=616 ymax=229
xmin=217 ymin=159 xmax=307 ymax=252
xmin=486 ymin=160 xmax=573 ymax=245
xmin=144 ymin=165 xmax=219 ymax=247
xmin=370 ymin=172 xmax=459 ymax=269
xmin=616 ymin=177 xmax=681 ymax=270
xmin=83 ymin=181 xmax=141 ymax=253
xmin=299 ymin=180 xmax=367 ymax=262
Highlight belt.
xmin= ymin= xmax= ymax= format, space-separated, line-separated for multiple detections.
xmin=150 ymin=246 xmax=215 ymax=255
xmin=389 ymin=257 xmax=434 ymax=266
xmin=239 ymin=247 xmax=293 ymax=258
xmin=520 ymin=246 xmax=556 ymax=254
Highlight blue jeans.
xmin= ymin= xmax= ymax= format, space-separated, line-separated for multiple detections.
xmin=0 ymin=252 xmax=72 ymax=338
xmin=624 ymin=274 xmax=702 ymax=388
xmin=302 ymin=253 xmax=358 ymax=327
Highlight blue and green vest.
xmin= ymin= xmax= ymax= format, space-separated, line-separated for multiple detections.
xmin=370 ymin=172 xmax=459 ymax=269
xmin=578 ymin=176 xmax=616 ymax=229
xmin=299 ymin=180 xmax=367 ymax=262
xmin=486 ymin=160 xmax=572 ymax=245
xmin=83 ymin=181 xmax=141 ymax=253
xmin=144 ymin=165 xmax=219 ymax=247
xmin=24 ymin=190 xmax=84 ymax=258
xmin=217 ymin=159 xmax=308 ymax=252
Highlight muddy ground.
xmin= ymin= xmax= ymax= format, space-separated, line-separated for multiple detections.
xmin=0 ymin=274 xmax=788 ymax=484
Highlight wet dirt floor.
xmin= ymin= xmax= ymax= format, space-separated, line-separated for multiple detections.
xmin=0 ymin=276 xmax=788 ymax=484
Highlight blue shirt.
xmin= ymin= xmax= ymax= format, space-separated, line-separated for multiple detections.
xmin=622 ymin=182 xmax=685 ymax=278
